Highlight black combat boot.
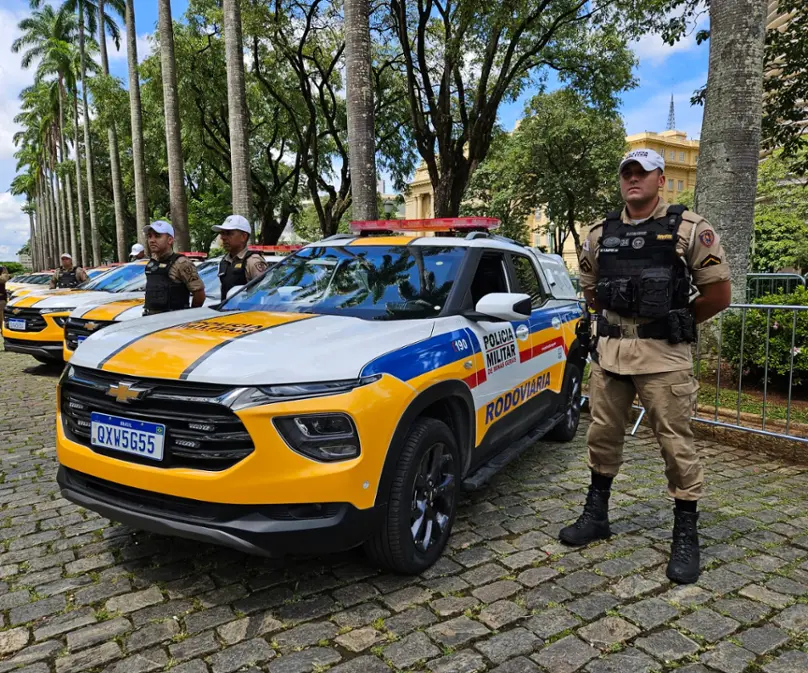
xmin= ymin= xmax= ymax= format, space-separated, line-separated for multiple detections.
xmin=666 ymin=508 xmax=700 ymax=584
xmin=559 ymin=483 xmax=611 ymax=546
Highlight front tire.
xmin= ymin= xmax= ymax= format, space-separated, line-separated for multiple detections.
xmin=364 ymin=418 xmax=459 ymax=574
xmin=547 ymin=363 xmax=582 ymax=442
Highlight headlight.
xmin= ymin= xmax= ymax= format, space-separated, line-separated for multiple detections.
xmin=229 ymin=375 xmax=382 ymax=410
xmin=52 ymin=316 xmax=67 ymax=327
xmin=40 ymin=308 xmax=72 ymax=314
xmin=273 ymin=413 xmax=360 ymax=462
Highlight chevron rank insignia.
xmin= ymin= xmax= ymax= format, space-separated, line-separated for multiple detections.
xmin=699 ymin=254 xmax=722 ymax=268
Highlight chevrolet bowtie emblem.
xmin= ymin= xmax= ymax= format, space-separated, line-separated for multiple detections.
xmin=85 ymin=321 xmax=99 ymax=331
xmin=106 ymin=382 xmax=145 ymax=403
xmin=11 ymin=308 xmax=21 ymax=315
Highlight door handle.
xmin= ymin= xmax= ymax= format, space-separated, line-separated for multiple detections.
xmin=516 ymin=324 xmax=530 ymax=341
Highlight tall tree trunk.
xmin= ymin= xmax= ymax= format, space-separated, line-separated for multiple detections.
xmin=58 ymin=175 xmax=69 ymax=256
xmin=38 ymin=175 xmax=48 ymax=268
xmin=694 ymin=0 xmax=766 ymax=303
xmin=27 ymin=210 xmax=36 ymax=271
xmin=52 ymin=163 xmax=66 ymax=257
xmin=126 ymin=0 xmax=149 ymax=245
xmin=47 ymin=172 xmax=59 ymax=266
xmin=79 ymin=0 xmax=102 ymax=265
xmin=157 ymin=0 xmax=190 ymax=250
xmin=57 ymin=83 xmax=78 ymax=261
xmin=98 ymin=0 xmax=128 ymax=262
xmin=223 ymin=0 xmax=252 ymax=226
xmin=344 ymin=0 xmax=377 ymax=220
xmin=72 ymin=95 xmax=89 ymax=267
xmin=33 ymin=192 xmax=42 ymax=270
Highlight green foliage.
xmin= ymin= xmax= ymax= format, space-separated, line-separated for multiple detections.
xmin=722 ymin=286 xmax=808 ymax=388
xmin=1 ymin=262 xmax=27 ymax=275
xmin=464 ymin=89 xmax=626 ymax=250
xmin=751 ymin=150 xmax=808 ymax=273
xmin=762 ymin=0 xmax=808 ymax=176
xmin=672 ymin=188 xmax=694 ymax=210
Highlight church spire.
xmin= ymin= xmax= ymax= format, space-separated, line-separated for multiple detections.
xmin=667 ymin=93 xmax=676 ymax=130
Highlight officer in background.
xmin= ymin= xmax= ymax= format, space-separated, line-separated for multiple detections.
xmin=560 ymin=149 xmax=731 ymax=585
xmin=0 ymin=264 xmax=9 ymax=314
xmin=143 ymin=221 xmax=206 ymax=316
xmin=129 ymin=243 xmax=146 ymax=261
xmin=49 ymin=253 xmax=88 ymax=289
xmin=212 ymin=215 xmax=267 ymax=299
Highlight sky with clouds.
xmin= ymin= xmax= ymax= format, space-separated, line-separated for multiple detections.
xmin=0 ymin=0 xmax=709 ymax=262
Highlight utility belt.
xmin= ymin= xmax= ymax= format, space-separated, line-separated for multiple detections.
xmin=596 ymin=309 xmax=696 ymax=344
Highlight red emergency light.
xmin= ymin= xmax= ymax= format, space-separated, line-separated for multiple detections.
xmin=247 ymin=245 xmax=304 ymax=253
xmin=183 ymin=251 xmax=208 ymax=259
xmin=349 ymin=217 xmax=500 ymax=234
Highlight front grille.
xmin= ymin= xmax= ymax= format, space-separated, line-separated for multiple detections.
xmin=4 ymin=308 xmax=47 ymax=332
xmin=61 ymin=467 xmax=342 ymax=523
xmin=61 ymin=367 xmax=255 ymax=471
xmin=65 ymin=318 xmax=113 ymax=351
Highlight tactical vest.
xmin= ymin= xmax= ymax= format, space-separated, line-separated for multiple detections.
xmin=219 ymin=250 xmax=259 ymax=299
xmin=595 ymin=205 xmax=691 ymax=320
xmin=0 ymin=267 xmax=7 ymax=301
xmin=144 ymin=253 xmax=190 ymax=315
xmin=56 ymin=267 xmax=80 ymax=288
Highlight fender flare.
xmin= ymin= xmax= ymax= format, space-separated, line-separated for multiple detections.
xmin=373 ymin=380 xmax=475 ymax=508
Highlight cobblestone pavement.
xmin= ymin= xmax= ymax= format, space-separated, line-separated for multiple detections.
xmin=2 ymin=350 xmax=808 ymax=673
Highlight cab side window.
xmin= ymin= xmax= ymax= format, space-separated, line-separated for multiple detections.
xmin=469 ymin=252 xmax=509 ymax=306
xmin=511 ymin=255 xmax=545 ymax=308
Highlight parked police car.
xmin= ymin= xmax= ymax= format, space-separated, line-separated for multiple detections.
xmin=56 ymin=219 xmax=585 ymax=573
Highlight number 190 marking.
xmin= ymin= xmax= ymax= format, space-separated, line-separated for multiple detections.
xmin=452 ymin=338 xmax=469 ymax=352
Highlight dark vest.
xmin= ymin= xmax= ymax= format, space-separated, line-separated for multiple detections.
xmin=0 ymin=267 xmax=7 ymax=301
xmin=595 ymin=205 xmax=691 ymax=320
xmin=144 ymin=253 xmax=190 ymax=315
xmin=56 ymin=267 xmax=80 ymax=288
xmin=219 ymin=250 xmax=259 ymax=299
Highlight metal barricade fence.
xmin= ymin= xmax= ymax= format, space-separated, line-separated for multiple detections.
xmin=622 ymin=303 xmax=808 ymax=443
xmin=746 ymin=273 xmax=806 ymax=301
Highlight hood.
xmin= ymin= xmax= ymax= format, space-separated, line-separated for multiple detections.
xmin=8 ymin=289 xmax=119 ymax=310
xmin=70 ymin=308 xmax=436 ymax=385
xmin=72 ymin=294 xmax=218 ymax=322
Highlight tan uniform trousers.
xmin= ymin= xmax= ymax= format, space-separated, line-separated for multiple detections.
xmin=587 ymin=361 xmax=704 ymax=501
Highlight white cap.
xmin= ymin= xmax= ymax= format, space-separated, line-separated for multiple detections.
xmin=212 ymin=214 xmax=251 ymax=234
xmin=130 ymin=243 xmax=145 ymax=256
xmin=619 ymin=148 xmax=665 ymax=175
xmin=144 ymin=220 xmax=174 ymax=237
xmin=60 ymin=252 xmax=72 ymax=260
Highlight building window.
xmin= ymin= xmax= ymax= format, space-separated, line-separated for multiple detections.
xmin=667 ymin=179 xmax=674 ymax=190
xmin=679 ymin=152 xmax=685 ymax=162
xmin=669 ymin=150 xmax=675 ymax=160
xmin=678 ymin=180 xmax=684 ymax=191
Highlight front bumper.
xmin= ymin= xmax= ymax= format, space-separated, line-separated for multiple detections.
xmin=57 ymin=465 xmax=383 ymax=556
xmin=3 ymin=337 xmax=64 ymax=361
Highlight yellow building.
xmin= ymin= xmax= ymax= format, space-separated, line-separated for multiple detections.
xmin=404 ymin=129 xmax=700 ymax=273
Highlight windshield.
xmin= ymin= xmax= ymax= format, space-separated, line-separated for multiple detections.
xmin=219 ymin=245 xmax=466 ymax=320
xmin=199 ymin=263 xmax=222 ymax=299
xmin=80 ymin=263 xmax=146 ymax=293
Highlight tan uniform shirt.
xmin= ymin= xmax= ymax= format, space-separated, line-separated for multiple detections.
xmin=49 ymin=265 xmax=89 ymax=289
xmin=578 ymin=199 xmax=731 ymax=375
xmin=153 ymin=253 xmax=205 ymax=293
xmin=225 ymin=248 xmax=268 ymax=282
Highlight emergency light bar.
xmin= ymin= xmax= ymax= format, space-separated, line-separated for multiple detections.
xmin=349 ymin=217 xmax=500 ymax=233
xmin=247 ymin=245 xmax=304 ymax=253
xmin=183 ymin=251 xmax=208 ymax=259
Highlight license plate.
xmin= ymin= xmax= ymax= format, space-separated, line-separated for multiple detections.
xmin=8 ymin=318 xmax=25 ymax=331
xmin=90 ymin=412 xmax=166 ymax=461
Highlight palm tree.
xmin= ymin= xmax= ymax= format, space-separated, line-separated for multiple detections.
xmin=125 ymin=0 xmax=148 ymax=244
xmin=223 ymin=0 xmax=252 ymax=224
xmin=157 ymin=0 xmax=190 ymax=250
xmin=694 ymin=0 xmax=767 ymax=302
xmin=97 ymin=0 xmax=128 ymax=262
xmin=344 ymin=0 xmax=377 ymax=220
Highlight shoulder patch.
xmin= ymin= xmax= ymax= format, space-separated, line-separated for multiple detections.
xmin=699 ymin=254 xmax=722 ymax=268
xmin=698 ymin=230 xmax=715 ymax=248
xmin=579 ymin=257 xmax=592 ymax=273
xmin=582 ymin=239 xmax=590 ymax=251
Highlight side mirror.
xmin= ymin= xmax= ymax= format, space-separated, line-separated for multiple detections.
xmin=226 ymin=285 xmax=244 ymax=300
xmin=471 ymin=293 xmax=532 ymax=322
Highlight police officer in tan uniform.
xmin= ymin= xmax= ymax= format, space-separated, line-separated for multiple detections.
xmin=49 ymin=253 xmax=89 ymax=289
xmin=212 ymin=215 xmax=268 ymax=299
xmin=142 ymin=221 xmax=206 ymax=316
xmin=559 ymin=149 xmax=731 ymax=584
